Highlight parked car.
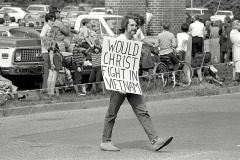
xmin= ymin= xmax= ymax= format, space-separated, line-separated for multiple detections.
xmin=0 ymin=7 xmax=28 ymax=23
xmin=0 ymin=26 xmax=43 ymax=87
xmin=21 ymin=13 xmax=45 ymax=31
xmin=75 ymin=14 xmax=123 ymax=36
xmin=186 ymin=8 xmax=213 ymax=23
xmin=210 ymin=10 xmax=234 ymax=22
xmin=60 ymin=6 xmax=86 ymax=18
xmin=0 ymin=11 xmax=9 ymax=25
xmin=26 ymin=4 xmax=50 ymax=14
xmin=62 ymin=11 xmax=87 ymax=29
xmin=89 ymin=7 xmax=106 ymax=15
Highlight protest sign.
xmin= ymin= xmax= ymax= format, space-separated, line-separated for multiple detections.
xmin=101 ymin=37 xmax=142 ymax=95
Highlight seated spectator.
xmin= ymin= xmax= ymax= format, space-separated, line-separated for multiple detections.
xmin=76 ymin=19 xmax=94 ymax=49
xmin=0 ymin=75 xmax=27 ymax=100
xmin=0 ymin=18 xmax=5 ymax=26
xmin=8 ymin=17 xmax=19 ymax=26
xmin=155 ymin=20 xmax=179 ymax=70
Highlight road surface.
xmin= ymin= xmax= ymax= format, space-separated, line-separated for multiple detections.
xmin=0 ymin=93 xmax=239 ymax=160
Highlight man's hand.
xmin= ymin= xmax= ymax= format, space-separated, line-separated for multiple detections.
xmin=119 ymin=90 xmax=126 ymax=94
xmin=77 ymin=67 xmax=81 ymax=72
xmin=51 ymin=64 xmax=55 ymax=70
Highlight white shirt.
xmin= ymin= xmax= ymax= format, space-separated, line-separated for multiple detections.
xmin=40 ymin=24 xmax=52 ymax=53
xmin=118 ymin=34 xmax=135 ymax=40
xmin=176 ymin=32 xmax=189 ymax=52
xmin=189 ymin=20 xmax=205 ymax=38
xmin=134 ymin=28 xmax=145 ymax=41
xmin=9 ymin=22 xmax=19 ymax=27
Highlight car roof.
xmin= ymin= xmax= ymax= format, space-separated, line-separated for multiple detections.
xmin=216 ymin=10 xmax=232 ymax=12
xmin=78 ymin=14 xmax=122 ymax=18
xmin=186 ymin=8 xmax=208 ymax=10
xmin=0 ymin=26 xmax=37 ymax=32
xmin=1 ymin=7 xmax=23 ymax=10
xmin=28 ymin=5 xmax=49 ymax=7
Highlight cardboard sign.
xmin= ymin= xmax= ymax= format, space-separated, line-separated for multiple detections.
xmin=101 ymin=37 xmax=142 ymax=95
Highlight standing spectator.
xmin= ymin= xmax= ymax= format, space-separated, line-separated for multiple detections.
xmin=203 ymin=20 xmax=211 ymax=54
xmin=8 ymin=17 xmax=19 ymax=26
xmin=0 ymin=18 xmax=5 ymax=26
xmin=220 ymin=16 xmax=232 ymax=63
xmin=72 ymin=42 xmax=86 ymax=96
xmin=49 ymin=7 xmax=71 ymax=52
xmin=155 ymin=21 xmax=179 ymax=71
xmin=176 ymin=23 xmax=190 ymax=61
xmin=29 ymin=23 xmax=34 ymax=28
xmin=230 ymin=20 xmax=240 ymax=81
xmin=87 ymin=45 xmax=102 ymax=92
xmin=209 ymin=20 xmax=221 ymax=64
xmin=100 ymin=13 xmax=173 ymax=152
xmin=47 ymin=41 xmax=63 ymax=98
xmin=40 ymin=13 xmax=56 ymax=92
xmin=134 ymin=14 xmax=155 ymax=79
xmin=189 ymin=15 xmax=205 ymax=58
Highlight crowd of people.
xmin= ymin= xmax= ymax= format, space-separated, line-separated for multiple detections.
xmin=1 ymin=7 xmax=240 ymax=101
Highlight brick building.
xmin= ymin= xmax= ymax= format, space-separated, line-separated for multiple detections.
xmin=105 ymin=0 xmax=186 ymax=36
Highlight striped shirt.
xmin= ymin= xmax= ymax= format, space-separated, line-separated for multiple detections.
xmin=72 ymin=45 xmax=84 ymax=67
xmin=91 ymin=52 xmax=101 ymax=67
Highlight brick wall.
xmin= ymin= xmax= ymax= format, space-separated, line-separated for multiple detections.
xmin=105 ymin=0 xmax=186 ymax=36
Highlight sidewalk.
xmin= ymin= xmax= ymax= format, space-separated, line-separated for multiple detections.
xmin=0 ymin=85 xmax=239 ymax=118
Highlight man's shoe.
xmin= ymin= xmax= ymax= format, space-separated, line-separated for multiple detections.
xmin=100 ymin=142 xmax=120 ymax=151
xmin=153 ymin=137 xmax=173 ymax=151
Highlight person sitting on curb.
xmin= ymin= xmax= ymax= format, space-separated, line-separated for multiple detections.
xmin=0 ymin=75 xmax=27 ymax=100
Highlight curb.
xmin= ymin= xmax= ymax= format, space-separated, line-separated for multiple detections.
xmin=0 ymin=86 xmax=240 ymax=117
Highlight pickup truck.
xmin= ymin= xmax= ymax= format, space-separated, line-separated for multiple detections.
xmin=210 ymin=10 xmax=234 ymax=22
xmin=0 ymin=27 xmax=44 ymax=88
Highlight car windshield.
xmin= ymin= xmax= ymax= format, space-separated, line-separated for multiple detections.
xmin=216 ymin=11 xmax=232 ymax=16
xmin=104 ymin=17 xmax=122 ymax=35
xmin=63 ymin=7 xmax=78 ymax=12
xmin=9 ymin=28 xmax=40 ymax=38
xmin=27 ymin=6 xmax=44 ymax=12
xmin=25 ymin=13 xmax=44 ymax=19
xmin=67 ymin=12 xmax=79 ymax=18
xmin=92 ymin=9 xmax=105 ymax=12
xmin=186 ymin=10 xmax=201 ymax=15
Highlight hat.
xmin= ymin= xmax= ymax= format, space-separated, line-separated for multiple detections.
xmin=49 ymin=6 xmax=61 ymax=14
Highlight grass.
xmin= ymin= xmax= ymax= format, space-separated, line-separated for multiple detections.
xmin=1 ymin=63 xmax=239 ymax=109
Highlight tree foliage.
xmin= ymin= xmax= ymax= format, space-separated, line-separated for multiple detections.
xmin=186 ymin=0 xmax=240 ymax=15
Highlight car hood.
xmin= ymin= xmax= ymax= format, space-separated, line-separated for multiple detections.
xmin=0 ymin=37 xmax=41 ymax=48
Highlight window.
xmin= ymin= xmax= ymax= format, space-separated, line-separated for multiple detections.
xmin=104 ymin=17 xmax=122 ymax=35
xmin=216 ymin=11 xmax=232 ymax=16
xmin=186 ymin=10 xmax=201 ymax=15
xmin=10 ymin=9 xmax=18 ymax=13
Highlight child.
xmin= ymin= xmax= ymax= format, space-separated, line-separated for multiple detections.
xmin=87 ymin=45 xmax=103 ymax=92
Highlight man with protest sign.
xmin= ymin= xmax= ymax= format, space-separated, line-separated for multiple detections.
xmin=100 ymin=13 xmax=173 ymax=152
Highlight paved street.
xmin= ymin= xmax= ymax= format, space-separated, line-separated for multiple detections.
xmin=0 ymin=93 xmax=240 ymax=160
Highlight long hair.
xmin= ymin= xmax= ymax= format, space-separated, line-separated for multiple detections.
xmin=119 ymin=13 xmax=139 ymax=33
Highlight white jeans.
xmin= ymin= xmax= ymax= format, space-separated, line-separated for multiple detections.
xmin=47 ymin=69 xmax=58 ymax=95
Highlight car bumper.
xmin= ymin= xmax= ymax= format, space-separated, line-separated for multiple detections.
xmin=1 ymin=65 xmax=44 ymax=76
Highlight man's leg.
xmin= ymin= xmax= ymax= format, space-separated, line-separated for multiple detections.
xmin=102 ymin=91 xmax=126 ymax=142
xmin=127 ymin=94 xmax=158 ymax=141
xmin=100 ymin=91 xmax=126 ymax=151
xmin=42 ymin=53 xmax=49 ymax=91
xmin=127 ymin=93 xmax=173 ymax=151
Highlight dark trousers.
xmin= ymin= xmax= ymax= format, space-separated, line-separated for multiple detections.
xmin=73 ymin=64 xmax=82 ymax=85
xmin=192 ymin=37 xmax=203 ymax=58
xmin=42 ymin=53 xmax=49 ymax=89
xmin=164 ymin=52 xmax=179 ymax=71
xmin=87 ymin=66 xmax=103 ymax=91
xmin=102 ymin=91 xmax=158 ymax=142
